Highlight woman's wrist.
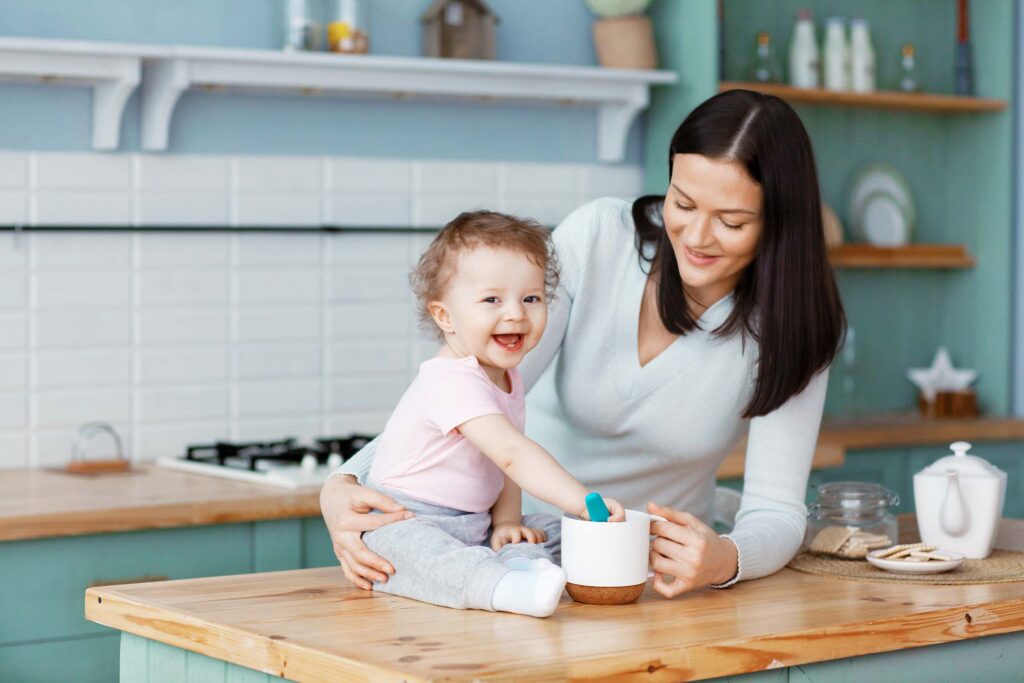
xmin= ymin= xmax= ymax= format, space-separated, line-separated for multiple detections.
xmin=711 ymin=536 xmax=740 ymax=585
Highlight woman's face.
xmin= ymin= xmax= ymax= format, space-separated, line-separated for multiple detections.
xmin=662 ymin=154 xmax=764 ymax=309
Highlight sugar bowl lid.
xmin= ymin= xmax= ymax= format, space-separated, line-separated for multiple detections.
xmin=917 ymin=441 xmax=1006 ymax=479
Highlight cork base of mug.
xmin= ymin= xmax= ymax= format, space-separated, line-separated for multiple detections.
xmin=566 ymin=581 xmax=645 ymax=605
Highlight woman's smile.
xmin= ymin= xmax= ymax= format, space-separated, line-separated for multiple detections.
xmin=684 ymin=245 xmax=721 ymax=267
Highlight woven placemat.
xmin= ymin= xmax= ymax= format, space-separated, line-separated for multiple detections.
xmin=787 ymin=549 xmax=1024 ymax=585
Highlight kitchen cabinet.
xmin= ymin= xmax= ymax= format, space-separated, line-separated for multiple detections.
xmin=0 ymin=467 xmax=332 ymax=683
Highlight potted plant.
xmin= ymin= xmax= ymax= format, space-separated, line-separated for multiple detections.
xmin=585 ymin=0 xmax=657 ymax=69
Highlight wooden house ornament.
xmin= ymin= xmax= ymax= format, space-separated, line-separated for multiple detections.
xmin=421 ymin=0 xmax=498 ymax=60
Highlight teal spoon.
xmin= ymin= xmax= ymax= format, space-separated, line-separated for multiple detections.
xmin=585 ymin=492 xmax=610 ymax=522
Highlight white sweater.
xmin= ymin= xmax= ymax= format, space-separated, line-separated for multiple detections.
xmin=337 ymin=197 xmax=829 ymax=586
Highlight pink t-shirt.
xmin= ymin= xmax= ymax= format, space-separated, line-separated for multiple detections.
xmin=368 ymin=356 xmax=525 ymax=513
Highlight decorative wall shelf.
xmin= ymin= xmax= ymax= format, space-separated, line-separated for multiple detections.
xmin=719 ymin=81 xmax=1007 ymax=114
xmin=0 ymin=37 xmax=677 ymax=161
xmin=141 ymin=46 xmax=675 ymax=160
xmin=0 ymin=38 xmax=168 ymax=150
xmin=829 ymin=244 xmax=975 ymax=269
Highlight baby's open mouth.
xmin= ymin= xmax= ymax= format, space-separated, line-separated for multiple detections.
xmin=492 ymin=334 xmax=524 ymax=352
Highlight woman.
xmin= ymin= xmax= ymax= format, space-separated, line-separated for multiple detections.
xmin=321 ymin=89 xmax=845 ymax=597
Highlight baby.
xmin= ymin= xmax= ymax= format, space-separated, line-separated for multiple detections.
xmin=360 ymin=210 xmax=624 ymax=618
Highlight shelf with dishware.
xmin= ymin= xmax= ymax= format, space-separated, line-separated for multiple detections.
xmin=828 ymin=243 xmax=975 ymax=269
xmin=718 ymin=81 xmax=1007 ymax=114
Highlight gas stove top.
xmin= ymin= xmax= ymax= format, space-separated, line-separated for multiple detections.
xmin=156 ymin=435 xmax=373 ymax=489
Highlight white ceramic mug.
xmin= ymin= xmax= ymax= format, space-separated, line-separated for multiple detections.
xmin=560 ymin=509 xmax=665 ymax=588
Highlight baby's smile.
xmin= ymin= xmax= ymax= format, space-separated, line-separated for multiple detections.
xmin=492 ymin=333 xmax=524 ymax=352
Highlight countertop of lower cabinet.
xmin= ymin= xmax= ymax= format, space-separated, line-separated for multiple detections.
xmin=85 ymin=517 xmax=1024 ymax=682
xmin=0 ymin=466 xmax=321 ymax=542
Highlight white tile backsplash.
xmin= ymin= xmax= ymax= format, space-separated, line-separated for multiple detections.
xmin=0 ymin=152 xmax=28 ymax=188
xmin=137 ymin=309 xmax=228 ymax=345
xmin=34 ymin=350 xmax=131 ymax=389
xmin=34 ymin=271 xmax=130 ymax=308
xmin=33 ymin=309 xmax=130 ymax=348
xmin=0 ymin=354 xmax=27 ymax=389
xmin=0 ymin=151 xmax=641 ymax=469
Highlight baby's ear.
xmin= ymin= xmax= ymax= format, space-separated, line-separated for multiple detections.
xmin=427 ymin=301 xmax=453 ymax=335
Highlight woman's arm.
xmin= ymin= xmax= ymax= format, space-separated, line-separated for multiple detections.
xmin=720 ymin=367 xmax=830 ymax=586
xmin=329 ymin=435 xmax=377 ymax=483
xmin=459 ymin=414 xmax=625 ymax=520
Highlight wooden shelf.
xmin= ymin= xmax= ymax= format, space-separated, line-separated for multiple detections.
xmin=719 ymin=81 xmax=1007 ymax=114
xmin=829 ymin=244 xmax=975 ymax=269
xmin=717 ymin=413 xmax=1024 ymax=479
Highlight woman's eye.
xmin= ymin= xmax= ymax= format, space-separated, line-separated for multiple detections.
xmin=721 ymin=219 xmax=743 ymax=230
xmin=674 ymin=201 xmax=694 ymax=212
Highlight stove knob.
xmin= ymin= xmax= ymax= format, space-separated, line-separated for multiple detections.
xmin=326 ymin=453 xmax=343 ymax=469
xmin=301 ymin=453 xmax=318 ymax=472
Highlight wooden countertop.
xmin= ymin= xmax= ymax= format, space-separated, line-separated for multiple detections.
xmin=0 ymin=466 xmax=321 ymax=542
xmin=86 ymin=518 xmax=1024 ymax=682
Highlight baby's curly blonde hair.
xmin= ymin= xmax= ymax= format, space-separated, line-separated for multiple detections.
xmin=412 ymin=211 xmax=560 ymax=340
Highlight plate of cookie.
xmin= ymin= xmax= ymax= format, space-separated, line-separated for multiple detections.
xmin=866 ymin=544 xmax=966 ymax=574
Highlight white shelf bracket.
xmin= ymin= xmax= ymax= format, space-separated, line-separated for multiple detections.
xmin=597 ymin=99 xmax=646 ymax=163
xmin=91 ymin=71 xmax=138 ymax=151
xmin=140 ymin=58 xmax=191 ymax=151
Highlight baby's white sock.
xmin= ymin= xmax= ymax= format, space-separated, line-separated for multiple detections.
xmin=491 ymin=557 xmax=567 ymax=618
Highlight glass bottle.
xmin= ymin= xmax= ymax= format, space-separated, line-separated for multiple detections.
xmin=748 ymin=31 xmax=781 ymax=83
xmin=899 ymin=43 xmax=919 ymax=92
xmin=788 ymin=9 xmax=819 ymax=89
xmin=849 ymin=18 xmax=876 ymax=92
xmin=283 ymin=0 xmax=321 ymax=52
xmin=822 ymin=17 xmax=848 ymax=91
xmin=327 ymin=0 xmax=370 ymax=54
xmin=805 ymin=481 xmax=900 ymax=555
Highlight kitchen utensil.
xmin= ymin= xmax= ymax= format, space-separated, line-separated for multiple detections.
xmin=866 ymin=548 xmax=965 ymax=574
xmin=848 ymin=164 xmax=915 ymax=244
xmin=914 ymin=441 xmax=1006 ymax=559
xmin=585 ymin=492 xmax=611 ymax=522
xmin=804 ymin=481 xmax=899 ymax=556
xmin=64 ymin=422 xmax=131 ymax=475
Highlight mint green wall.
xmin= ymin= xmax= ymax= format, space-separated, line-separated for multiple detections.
xmin=646 ymin=0 xmax=1014 ymax=417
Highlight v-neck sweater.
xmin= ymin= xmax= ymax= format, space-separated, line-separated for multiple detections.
xmin=336 ymin=198 xmax=829 ymax=586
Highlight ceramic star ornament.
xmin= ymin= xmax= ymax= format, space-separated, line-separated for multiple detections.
xmin=907 ymin=347 xmax=977 ymax=402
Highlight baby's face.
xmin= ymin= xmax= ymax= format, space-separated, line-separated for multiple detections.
xmin=436 ymin=246 xmax=548 ymax=373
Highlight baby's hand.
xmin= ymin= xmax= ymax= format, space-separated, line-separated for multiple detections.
xmin=580 ymin=497 xmax=627 ymax=522
xmin=490 ymin=522 xmax=548 ymax=551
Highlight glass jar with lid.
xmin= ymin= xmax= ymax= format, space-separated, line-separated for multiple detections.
xmin=805 ymin=481 xmax=900 ymax=557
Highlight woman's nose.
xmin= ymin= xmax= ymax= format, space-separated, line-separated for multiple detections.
xmin=684 ymin=213 xmax=714 ymax=247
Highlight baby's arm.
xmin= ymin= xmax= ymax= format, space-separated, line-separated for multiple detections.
xmin=490 ymin=476 xmax=523 ymax=529
xmin=459 ymin=414 xmax=625 ymax=521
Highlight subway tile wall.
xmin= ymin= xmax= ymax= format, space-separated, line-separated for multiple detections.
xmin=0 ymin=152 xmax=642 ymax=469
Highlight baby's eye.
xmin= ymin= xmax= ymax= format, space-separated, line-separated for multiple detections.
xmin=482 ymin=296 xmax=499 ymax=304
xmin=524 ymin=295 xmax=542 ymax=303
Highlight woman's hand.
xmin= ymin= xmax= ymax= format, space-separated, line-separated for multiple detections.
xmin=581 ymin=496 xmax=627 ymax=522
xmin=646 ymin=502 xmax=739 ymax=598
xmin=319 ymin=475 xmax=415 ymax=590
xmin=490 ymin=522 xmax=547 ymax=551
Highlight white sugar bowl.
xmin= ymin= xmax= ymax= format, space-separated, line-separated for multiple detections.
xmin=913 ymin=441 xmax=1006 ymax=559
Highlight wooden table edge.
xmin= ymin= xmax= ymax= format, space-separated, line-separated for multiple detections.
xmin=84 ymin=571 xmax=1024 ymax=683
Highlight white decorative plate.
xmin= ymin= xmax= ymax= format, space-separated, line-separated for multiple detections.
xmin=848 ymin=164 xmax=916 ymax=244
xmin=866 ymin=548 xmax=965 ymax=574
xmin=860 ymin=191 xmax=909 ymax=246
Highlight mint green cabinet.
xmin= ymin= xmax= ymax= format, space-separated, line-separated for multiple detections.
xmin=0 ymin=516 xmax=335 ymax=681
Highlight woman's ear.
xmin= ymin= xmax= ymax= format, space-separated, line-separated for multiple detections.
xmin=427 ymin=301 xmax=454 ymax=335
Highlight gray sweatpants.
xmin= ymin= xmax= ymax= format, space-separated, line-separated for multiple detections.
xmin=362 ymin=484 xmax=561 ymax=611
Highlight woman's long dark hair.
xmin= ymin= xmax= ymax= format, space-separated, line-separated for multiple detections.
xmin=633 ymin=89 xmax=845 ymax=418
